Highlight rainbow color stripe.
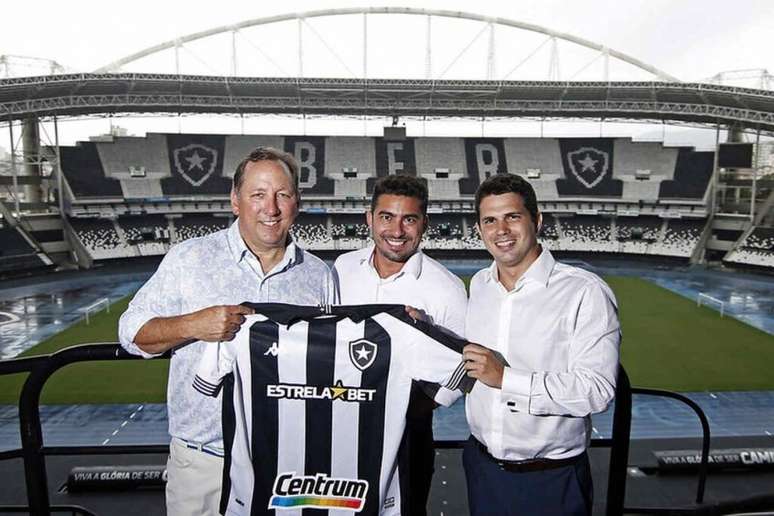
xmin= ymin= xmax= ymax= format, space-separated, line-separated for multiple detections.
xmin=270 ymin=495 xmax=363 ymax=510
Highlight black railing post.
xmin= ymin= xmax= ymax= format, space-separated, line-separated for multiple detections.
xmin=18 ymin=361 xmax=52 ymax=515
xmin=606 ymin=365 xmax=632 ymax=516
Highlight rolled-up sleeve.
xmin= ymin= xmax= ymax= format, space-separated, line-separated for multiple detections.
xmin=526 ymin=281 xmax=620 ymax=417
xmin=118 ymin=247 xmax=184 ymax=358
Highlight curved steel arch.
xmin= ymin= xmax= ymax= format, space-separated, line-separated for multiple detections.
xmin=94 ymin=7 xmax=680 ymax=82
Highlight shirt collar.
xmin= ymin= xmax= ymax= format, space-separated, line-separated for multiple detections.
xmin=227 ymin=219 xmax=298 ymax=269
xmin=484 ymin=246 xmax=555 ymax=289
xmin=360 ymin=244 xmax=423 ymax=280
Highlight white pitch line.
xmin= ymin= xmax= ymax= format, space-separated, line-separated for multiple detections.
xmin=102 ymin=439 xmax=110 ymax=445
xmin=120 ymin=421 xmax=127 ymax=428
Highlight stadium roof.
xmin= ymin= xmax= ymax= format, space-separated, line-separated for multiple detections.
xmin=2 ymin=73 xmax=774 ymax=135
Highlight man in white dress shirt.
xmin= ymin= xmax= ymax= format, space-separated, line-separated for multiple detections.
xmin=332 ymin=174 xmax=467 ymax=515
xmin=462 ymin=173 xmax=620 ymax=516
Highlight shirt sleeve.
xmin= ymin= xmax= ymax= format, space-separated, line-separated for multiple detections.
xmin=501 ymin=280 xmax=620 ymax=417
xmin=378 ymin=312 xmax=471 ymax=393
xmin=419 ymin=277 xmax=468 ymax=405
xmin=117 ymin=245 xmax=185 ymax=358
xmin=192 ymin=318 xmax=249 ymax=397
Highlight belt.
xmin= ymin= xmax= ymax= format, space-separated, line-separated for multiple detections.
xmin=473 ymin=438 xmax=584 ymax=473
xmin=177 ymin=438 xmax=225 ymax=458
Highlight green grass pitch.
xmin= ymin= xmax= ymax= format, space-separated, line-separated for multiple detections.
xmin=0 ymin=276 xmax=772 ymax=404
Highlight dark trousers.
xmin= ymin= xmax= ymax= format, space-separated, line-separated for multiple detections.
xmin=462 ymin=437 xmax=593 ymax=516
xmin=402 ymin=383 xmax=436 ymax=516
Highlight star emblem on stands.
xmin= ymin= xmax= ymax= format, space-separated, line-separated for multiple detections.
xmin=185 ymin=151 xmax=207 ymax=171
xmin=566 ymin=146 xmax=609 ymax=189
xmin=579 ymin=154 xmax=598 ymax=172
xmin=171 ymin=143 xmax=219 ymax=187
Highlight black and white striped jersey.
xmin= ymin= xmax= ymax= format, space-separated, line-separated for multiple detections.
xmin=193 ymin=303 xmax=471 ymax=516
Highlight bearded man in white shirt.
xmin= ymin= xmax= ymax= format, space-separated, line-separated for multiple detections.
xmin=332 ymin=174 xmax=467 ymax=515
xmin=462 ymin=173 xmax=620 ymax=516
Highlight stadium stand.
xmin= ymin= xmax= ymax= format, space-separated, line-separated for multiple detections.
xmin=0 ymin=225 xmax=45 ymax=272
xmin=325 ymin=137 xmax=376 ymax=199
xmin=162 ymin=134 xmax=232 ymax=196
xmin=45 ymin=133 xmax=732 ymax=266
xmin=459 ymin=138 xmax=509 ymax=195
xmin=615 ymin=215 xmax=663 ymax=255
xmin=659 ymin=148 xmax=714 ymax=199
xmin=59 ymin=142 xmax=123 ymax=199
xmin=504 ymin=138 xmax=562 ymax=200
xmin=223 ymin=135 xmax=284 ymax=178
xmin=284 ymin=136 xmax=336 ymax=195
xmin=425 ymin=213 xmax=465 ymax=249
xmin=539 ymin=213 xmax=559 ymax=240
xmin=656 ymin=219 xmax=706 ymax=257
xmin=118 ymin=215 xmax=169 ymax=256
xmin=415 ymin=138 xmax=465 ymax=199
xmin=724 ymin=227 xmax=774 ymax=268
xmin=367 ymin=137 xmax=419 ymax=193
xmin=291 ymin=213 xmax=332 ymax=249
xmin=330 ymin=214 xmax=369 ymax=250
xmin=556 ymin=138 xmax=624 ymax=197
xmin=173 ymin=214 xmax=229 ymax=243
xmin=69 ymin=218 xmax=127 ymax=260
xmin=555 ymin=215 xmax=617 ymax=252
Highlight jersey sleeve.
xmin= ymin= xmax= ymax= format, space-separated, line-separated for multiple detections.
xmin=374 ymin=311 xmax=474 ymax=394
xmin=192 ymin=315 xmax=255 ymax=397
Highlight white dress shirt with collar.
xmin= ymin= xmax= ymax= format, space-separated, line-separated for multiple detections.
xmin=465 ymin=247 xmax=620 ymax=461
xmin=332 ymin=245 xmax=467 ymax=338
xmin=118 ymin=221 xmax=333 ymax=450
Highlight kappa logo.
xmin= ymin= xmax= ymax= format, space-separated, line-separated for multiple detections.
xmin=269 ymin=472 xmax=368 ymax=512
xmin=566 ymin=147 xmax=609 ymax=189
xmin=172 ymin=143 xmax=218 ymax=187
xmin=348 ymin=339 xmax=377 ymax=371
xmin=264 ymin=341 xmax=280 ymax=357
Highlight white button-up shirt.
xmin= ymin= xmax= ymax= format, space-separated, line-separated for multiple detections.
xmin=465 ymin=247 xmax=620 ymax=461
xmin=332 ymin=245 xmax=467 ymax=338
xmin=119 ymin=221 xmax=334 ymax=449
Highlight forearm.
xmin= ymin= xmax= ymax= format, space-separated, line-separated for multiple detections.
xmin=134 ymin=314 xmax=197 ymax=355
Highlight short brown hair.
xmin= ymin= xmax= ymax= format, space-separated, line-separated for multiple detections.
xmin=475 ymin=173 xmax=539 ymax=227
xmin=233 ymin=147 xmax=300 ymax=196
xmin=371 ymin=175 xmax=428 ymax=215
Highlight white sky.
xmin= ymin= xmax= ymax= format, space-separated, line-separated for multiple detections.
xmin=2 ymin=0 xmax=773 ymax=147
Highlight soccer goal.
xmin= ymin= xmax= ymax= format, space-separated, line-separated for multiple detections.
xmin=80 ymin=298 xmax=111 ymax=325
xmin=697 ymin=292 xmax=725 ymax=317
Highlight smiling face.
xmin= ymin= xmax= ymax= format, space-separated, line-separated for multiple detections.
xmin=477 ymin=192 xmax=542 ymax=278
xmin=230 ymin=159 xmax=299 ymax=255
xmin=366 ymin=194 xmax=427 ymax=277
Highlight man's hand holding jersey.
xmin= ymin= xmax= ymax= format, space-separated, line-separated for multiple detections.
xmin=463 ymin=343 xmax=505 ymax=389
xmin=135 ymin=304 xmax=254 ymax=355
